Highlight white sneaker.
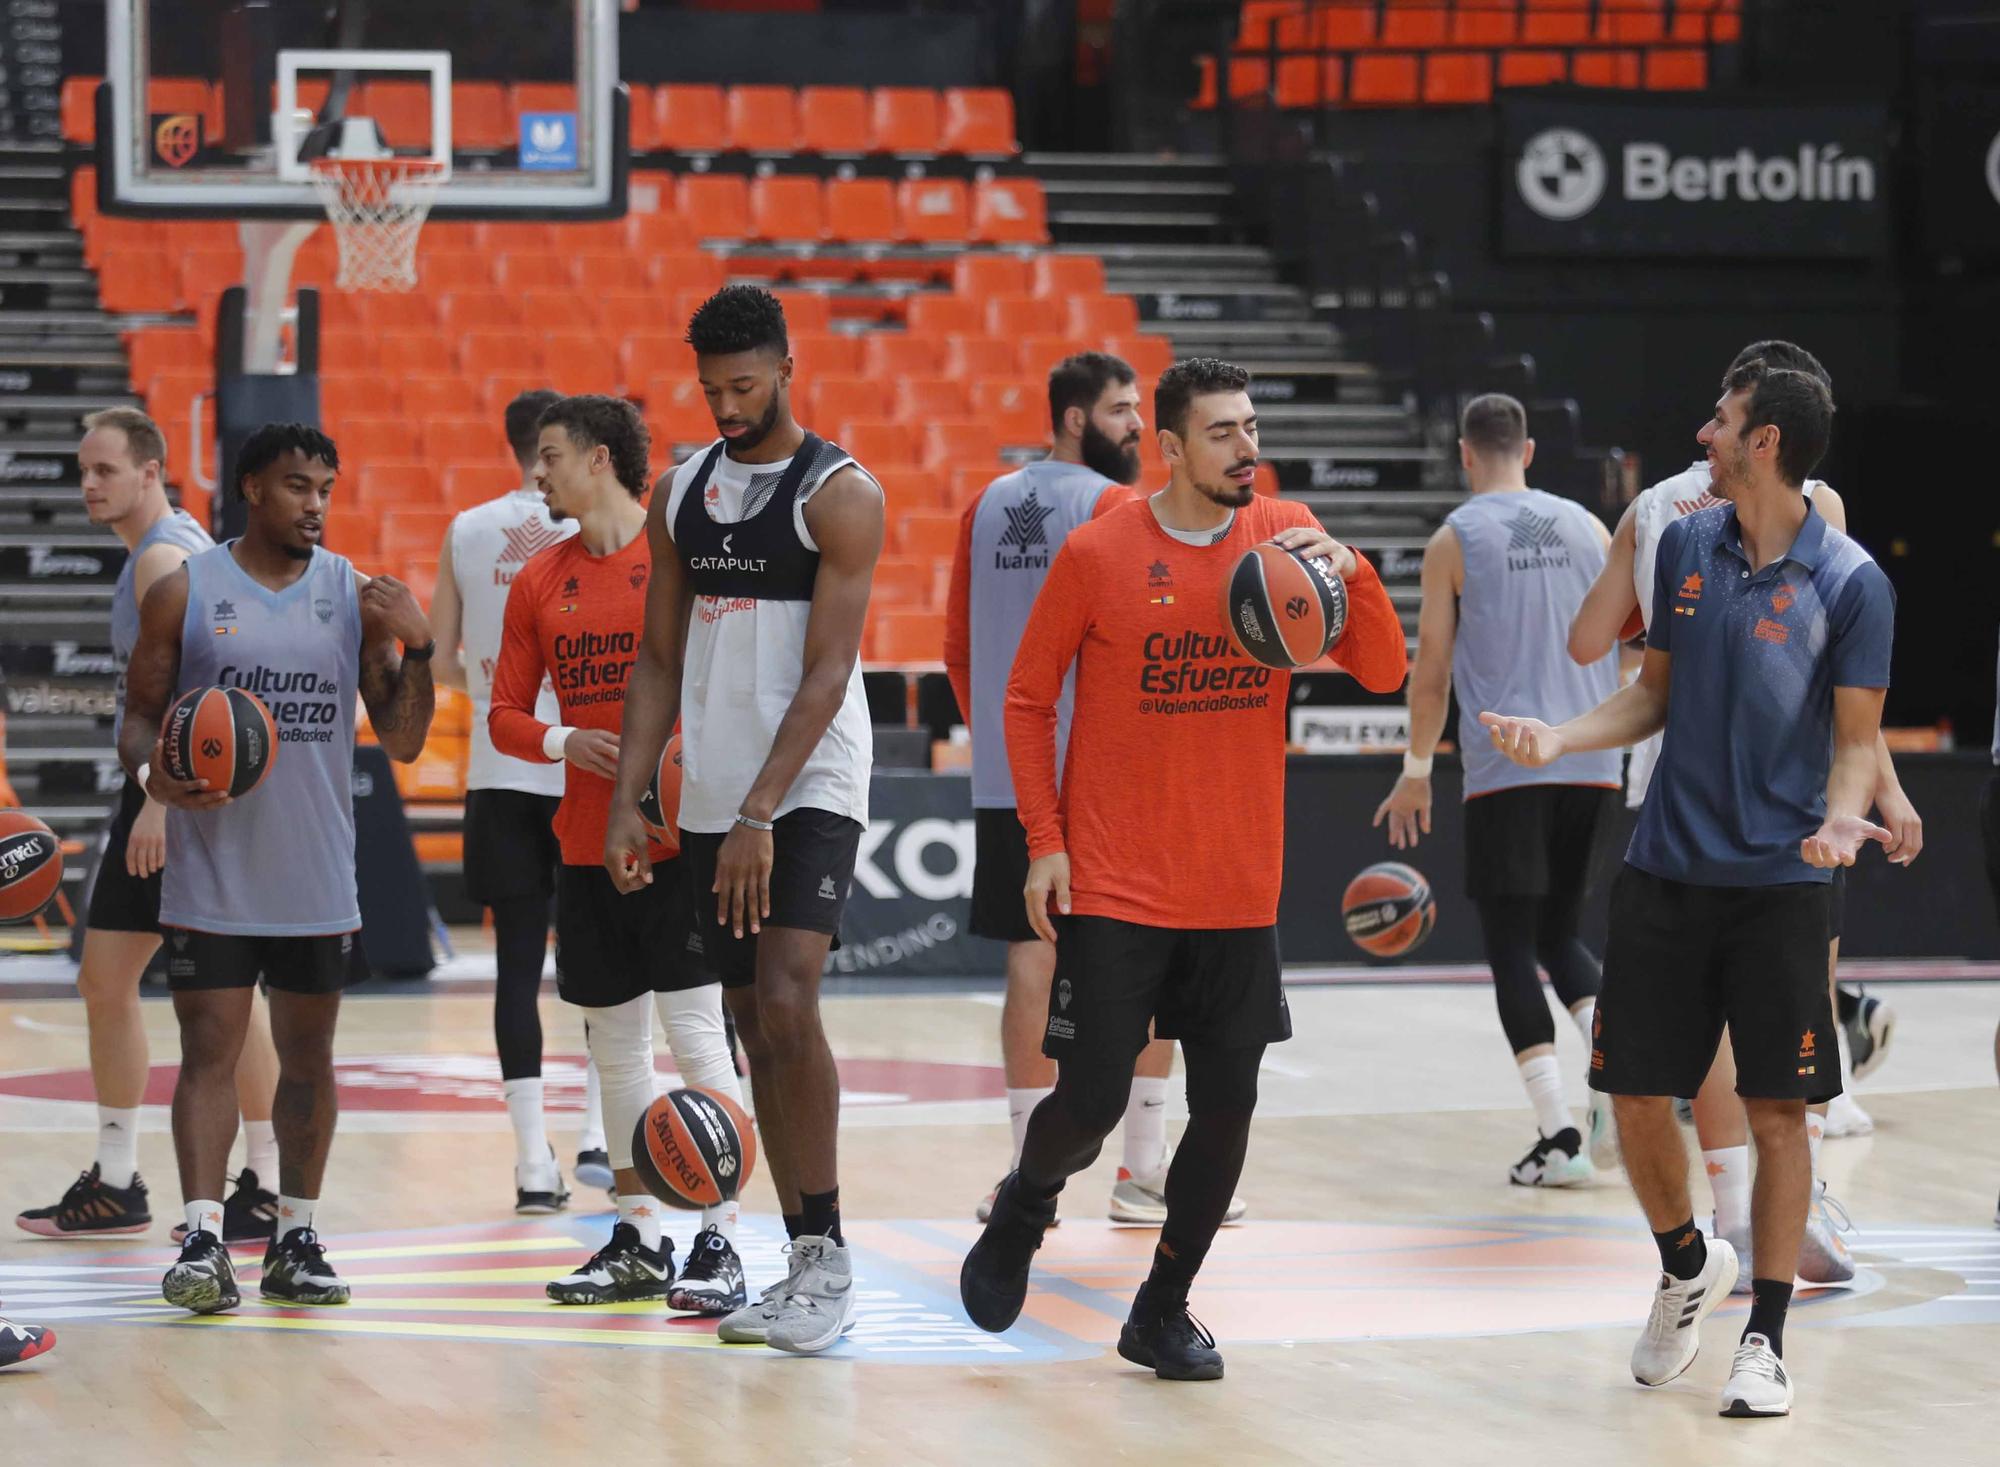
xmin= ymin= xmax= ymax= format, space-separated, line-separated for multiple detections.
xmin=1715 ymin=1216 xmax=1754 ymax=1296
xmin=764 ymin=1236 xmax=856 ymax=1356
xmin=1107 ymin=1168 xmax=1247 ymax=1225
xmin=1631 ymin=1236 xmax=1738 ymax=1386
xmin=1586 ymin=1092 xmax=1621 ymax=1171
xmin=716 ymin=1244 xmax=802 ymax=1344
xmin=1719 ymin=1333 xmax=1793 ymax=1417
xmin=1508 ymin=1128 xmax=1591 ymax=1188
xmin=1798 ymin=1183 xmax=1856 ymax=1284
xmin=1822 ymin=1091 xmax=1873 ymax=1138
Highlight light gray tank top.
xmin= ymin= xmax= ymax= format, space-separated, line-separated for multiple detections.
xmin=966 ymin=462 xmax=1122 ymax=808
xmin=1445 ymin=490 xmax=1622 ymax=798
xmin=161 ymin=543 xmax=363 ymax=936
xmin=111 ymin=509 xmax=214 ymax=744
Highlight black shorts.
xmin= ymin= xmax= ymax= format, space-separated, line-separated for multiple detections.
xmin=85 ymin=777 xmax=161 ymax=935
xmin=1982 ymin=771 xmax=2000 ymax=925
xmin=1827 ymin=866 xmax=1845 ymax=943
xmin=678 ymin=807 xmax=862 ymax=988
xmin=1463 ymin=783 xmax=1616 ymax=900
xmin=163 ymin=926 xmax=353 ymax=995
xmin=1042 ymin=915 xmax=1291 ymax=1065
xmin=970 ymin=807 xmax=1036 ymax=944
xmin=1591 ymin=865 xmax=1839 ymax=1103
xmin=461 ymin=788 xmax=561 ymax=906
xmin=553 ymin=859 xmax=709 ymax=1008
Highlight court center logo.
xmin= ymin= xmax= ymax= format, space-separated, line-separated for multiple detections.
xmin=1518 ymin=128 xmax=1607 ymax=221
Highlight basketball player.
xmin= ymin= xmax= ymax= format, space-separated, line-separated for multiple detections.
xmin=1372 ymin=393 xmax=1621 ymax=1187
xmin=0 ymin=1315 xmax=54 ymax=1369
xmin=489 ymin=394 xmax=747 ymax=1315
xmin=121 ymin=423 xmax=436 ymax=1313
xmin=1483 ymin=359 xmax=1894 ymax=1417
xmin=16 ymin=408 xmax=282 ymax=1244
xmin=948 ymin=352 xmax=1246 ymax=1226
xmin=1569 ymin=341 xmax=1909 ymax=1288
xmin=429 ymin=388 xmax=614 ymax=1211
xmin=959 ymin=358 xmax=1407 ymax=1378
xmin=604 ymin=285 xmax=880 ymax=1356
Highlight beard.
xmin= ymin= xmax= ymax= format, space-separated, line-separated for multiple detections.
xmin=724 ymin=393 xmax=784 ymax=455
xmin=1708 ymin=443 xmax=1750 ymax=498
xmin=1195 ymin=457 xmax=1258 ymax=508
xmin=283 ymin=543 xmax=313 ymax=561
xmin=1080 ymin=420 xmax=1142 ymax=485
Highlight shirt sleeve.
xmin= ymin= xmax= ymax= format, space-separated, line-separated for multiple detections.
xmin=942 ymin=493 xmax=978 ymax=725
xmin=1827 ymin=560 xmax=1896 ymax=689
xmin=1005 ymin=539 xmax=1093 ymax=862
xmin=489 ymin=560 xmax=555 ymax=762
xmin=1326 ymin=551 xmax=1407 ymax=694
xmin=1646 ymin=518 xmax=1684 ymax=653
xmin=1091 ymin=483 xmax=1137 ymax=518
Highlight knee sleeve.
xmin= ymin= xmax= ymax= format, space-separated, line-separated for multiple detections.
xmin=1532 ymin=892 xmax=1602 ymax=1011
xmin=1477 ymin=897 xmax=1557 ymax=1055
xmin=491 ymin=896 xmax=549 ymax=1080
xmin=584 ymin=994 xmax=655 ymax=1170
xmin=655 ymin=984 xmax=743 ymax=1107
xmin=1051 ymin=1057 xmax=1134 ymax=1140
xmin=1181 ymin=1041 xmax=1262 ymax=1118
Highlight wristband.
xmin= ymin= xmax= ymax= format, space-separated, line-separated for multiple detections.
xmin=543 ymin=726 xmax=575 ymax=762
xmin=402 ymin=639 xmax=436 ymax=661
xmin=1402 ymin=753 xmax=1434 ymax=779
xmin=734 ymin=813 xmax=776 ymax=832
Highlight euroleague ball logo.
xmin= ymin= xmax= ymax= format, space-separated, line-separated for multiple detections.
xmin=1284 ymin=595 xmax=1311 ymax=621
xmin=1518 ymin=128 xmax=1606 ymax=221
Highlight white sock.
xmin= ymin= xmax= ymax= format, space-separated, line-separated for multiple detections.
xmin=1568 ymin=997 xmax=1596 ymax=1043
xmin=185 ymin=1198 xmax=224 ymax=1239
xmin=1704 ymin=1146 xmax=1752 ymax=1237
xmin=580 ymin=1059 xmax=607 ymax=1152
xmin=95 ymin=1105 xmax=141 ymax=1187
xmin=618 ymin=1194 xmax=663 ymax=1252
xmin=503 ymin=1078 xmax=552 ymax=1174
xmin=586 ymin=994 xmax=656 ymax=1171
xmin=277 ymin=1194 xmax=317 ymax=1238
xmin=1006 ymin=1087 xmax=1052 ymax=1169
xmin=1517 ymin=1054 xmax=1570 ymax=1139
xmin=1806 ymin=1111 xmax=1825 ymax=1179
xmin=1121 ymin=1076 xmax=1171 ymax=1178
xmin=701 ymin=1199 xmax=739 ymax=1244
xmin=242 ymin=1119 xmax=277 ymax=1182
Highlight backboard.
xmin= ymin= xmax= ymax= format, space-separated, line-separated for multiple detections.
xmin=97 ymin=0 xmax=626 ymax=220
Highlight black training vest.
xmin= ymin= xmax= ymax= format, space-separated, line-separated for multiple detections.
xmin=674 ymin=433 xmax=844 ymax=602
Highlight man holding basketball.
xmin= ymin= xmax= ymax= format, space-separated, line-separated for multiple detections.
xmin=489 ymin=394 xmax=747 ymax=1316
xmin=121 ymin=423 xmax=435 ymax=1313
xmin=958 ymin=358 xmax=1406 ymax=1378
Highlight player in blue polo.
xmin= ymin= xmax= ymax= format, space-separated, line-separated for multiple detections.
xmin=1480 ymin=356 xmax=1894 ymax=1422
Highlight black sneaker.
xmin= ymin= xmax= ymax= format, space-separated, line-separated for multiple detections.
xmin=1117 ymin=1281 xmax=1224 ymax=1381
xmin=172 ymin=1170 xmax=280 ymax=1244
xmin=1842 ymin=990 xmax=1895 ymax=1081
xmin=959 ymin=1170 xmax=1056 ymax=1333
xmin=516 ymin=1149 xmax=572 ymax=1216
xmin=16 ymin=1164 xmax=152 ymax=1238
xmin=0 ymin=1317 xmax=56 ymax=1368
xmin=261 ymin=1227 xmax=352 ymax=1306
xmin=546 ymin=1222 xmax=675 ymax=1305
xmin=668 ymin=1226 xmax=748 ymax=1316
xmin=573 ymin=1148 xmax=614 ymax=1193
xmin=1508 ymin=1127 xmax=1590 ymax=1188
xmin=162 ymin=1229 xmax=240 ymax=1314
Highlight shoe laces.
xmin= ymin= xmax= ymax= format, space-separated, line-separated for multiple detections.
xmin=282 ymin=1228 xmax=330 ymax=1266
xmin=582 ymin=1222 xmax=644 ymax=1272
xmin=58 ymin=1169 xmax=105 ymax=1209
xmin=1645 ymin=1272 xmax=1686 ymax=1335
xmin=1158 ymin=1302 xmax=1216 ymax=1352
xmin=1813 ymin=1183 xmax=1855 ymax=1237
xmin=1730 ymin=1338 xmax=1784 ymax=1380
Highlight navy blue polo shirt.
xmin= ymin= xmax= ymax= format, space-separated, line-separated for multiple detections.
xmin=1628 ymin=500 xmax=1894 ymax=887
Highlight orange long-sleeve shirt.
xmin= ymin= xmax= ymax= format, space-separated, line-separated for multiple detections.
xmin=488 ymin=532 xmax=673 ymax=866
xmin=1005 ymin=495 xmax=1407 ymax=929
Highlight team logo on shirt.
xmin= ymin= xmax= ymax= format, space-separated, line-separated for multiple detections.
xmin=563 ymin=577 xmax=580 ymax=597
xmin=211 ymin=598 xmax=239 ymax=636
xmin=314 ymin=597 xmax=334 ymax=624
xmin=1797 ymin=1027 xmax=1817 ymax=1076
xmin=994 ymin=491 xmax=1054 ymax=571
xmin=1771 ymin=586 xmax=1795 ymax=616
xmin=1753 ymin=618 xmax=1789 ymax=646
xmin=629 ymin=563 xmax=648 ymax=591
xmin=1673 ymin=572 xmax=1703 ymax=617
xmin=1504 ymin=508 xmax=1570 ymax=571
xmin=687 ymin=533 xmax=770 ymax=574
xmin=1672 ymin=491 xmax=1723 ymax=517
xmin=1145 ymin=559 xmax=1175 ymax=603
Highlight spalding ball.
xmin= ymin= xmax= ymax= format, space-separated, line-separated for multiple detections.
xmin=1222 ymin=540 xmax=1348 ymax=669
xmin=1342 ymin=861 xmax=1437 ymax=960
xmin=0 ymin=811 xmax=63 ymax=924
xmin=632 ymin=1086 xmax=757 ymax=1211
xmin=161 ymin=686 xmax=276 ymax=798
xmin=637 ymin=732 xmax=683 ymax=847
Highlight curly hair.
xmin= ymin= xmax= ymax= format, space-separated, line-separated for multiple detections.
xmin=1047 ymin=351 xmax=1136 ymax=436
xmin=685 ymin=283 xmax=788 ymax=357
xmin=238 ymin=422 xmax=339 ymax=483
xmin=537 ymin=395 xmax=652 ymax=496
xmin=1720 ymin=361 xmax=1833 ymax=488
xmin=1153 ymin=357 xmax=1252 ymax=438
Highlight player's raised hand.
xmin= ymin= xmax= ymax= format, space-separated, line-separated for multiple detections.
xmin=360 ymin=574 xmax=433 ymax=650
xmin=1478 ymin=712 xmax=1565 ymax=768
xmin=1269 ymin=525 xmax=1358 ymax=580
xmin=1801 ymin=814 xmax=1893 ymax=869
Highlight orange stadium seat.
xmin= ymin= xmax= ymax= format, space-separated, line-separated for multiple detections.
xmin=568 ymin=251 xmax=654 ymax=292
xmin=872 ymin=556 xmax=941 ymax=608
xmin=1350 ymin=55 xmax=1421 ymax=106
xmin=870 ymin=608 xmax=946 ymax=663
xmin=629 ymin=211 xmax=698 ymax=253
xmin=940 ymin=88 xmax=1017 ymax=154
xmin=542 ymin=336 xmax=621 ymax=396
xmin=349 ymin=463 xmax=434 ymax=513
xmin=973 ymin=180 xmax=1049 ymax=244
xmin=1425 ymin=53 xmax=1494 ymax=105
xmin=124 ymin=329 xmax=207 ymax=391
xmin=1031 ymin=254 xmax=1106 ymax=299
xmin=61 ymin=75 xmax=96 ymax=144
xmin=1499 ymin=51 xmax=1571 ymax=87
xmin=1645 ymin=49 xmax=1709 ymax=90
xmin=342 ymin=418 xmax=425 ymax=463
xmin=460 ymin=331 xmax=542 ymax=373
xmin=1599 ymin=0 xmax=1669 ymax=44
xmin=728 ymin=86 xmax=799 ymax=152
xmin=1380 ymin=3 xmax=1449 ymax=49
xmin=494 ymin=253 xmax=572 ymax=292
xmin=415 ymin=252 xmax=496 ymax=293
xmin=751 ymin=175 xmax=826 ymax=241
xmin=625 ymin=84 xmax=662 ymax=151
xmin=898 ymin=178 xmax=970 ymax=242
xmin=649 ymin=399 xmax=717 ymax=453
xmin=986 ymin=294 xmax=1066 ymax=338
xmin=1314 ymin=5 xmax=1377 ymax=47
xmin=923 ymin=421 xmax=998 ymax=470
xmin=436 ymin=293 xmax=521 ymax=335
xmin=952 ymin=253 xmax=1032 ymax=299
xmin=840 ymin=420 xmax=923 ymax=469
xmin=824 ymin=179 xmax=899 ymax=242
xmin=1273 ymin=56 xmax=1332 ymax=109
xmin=969 ymin=379 xmax=1047 ymax=445
xmin=791 ymin=332 xmax=864 ymax=375
xmin=872 ymin=467 xmax=949 ymax=515
xmin=799 ymin=86 xmax=874 ymax=153
xmin=321 ymin=375 xmax=401 ymax=420
xmin=773 ymin=290 xmax=834 ymax=335
xmin=894 ymin=511 xmax=959 ymax=560
xmin=679 ymin=175 xmax=753 ymax=241
xmin=1105 ymin=334 xmax=1175 ymax=379
xmin=1573 ymin=51 xmax=1643 ymax=88
xmin=359 ymin=81 xmax=433 ymax=149
xmin=907 ymin=294 xmax=984 ymax=337
xmin=1452 ymin=2 xmax=1520 ymax=46
xmin=872 ymin=87 xmax=941 ymax=153
xmin=1015 ymin=334 xmax=1078 ymax=377
xmin=651 ymin=250 xmax=728 ymax=294
xmin=398 ymin=377 xmax=480 ymax=422
xmin=452 ymin=82 xmax=512 ymax=149
xmin=948 ymin=465 xmax=1004 ymax=507
xmin=1523 ymin=1 xmax=1592 ymax=45
xmin=862 ymin=333 xmax=944 ymax=379
xmin=99 ymin=255 xmax=178 ymax=314
xmin=893 ymin=379 xmax=971 ymax=420
xmin=440 ymin=462 xmax=514 ymax=508
xmin=656 ymin=85 xmax=728 ymax=152
xmin=811 ymin=377 xmax=893 ymax=424
xmin=1065 ymin=295 xmax=1140 ymax=338
xmin=144 ymin=372 xmax=210 ymax=439
xmin=943 ymin=335 xmax=1019 ymax=380
xmin=419 ymin=418 xmax=493 ymax=463
xmin=510 ymin=83 xmax=579 ymax=123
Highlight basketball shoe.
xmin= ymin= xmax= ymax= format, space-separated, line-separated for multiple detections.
xmin=162 ymin=1229 xmax=240 ymax=1314
xmin=574 ymin=1148 xmax=615 ymax=1193
xmin=1631 ymin=1236 xmax=1737 ymax=1386
xmin=1508 ymin=1128 xmax=1591 ymax=1188
xmin=668 ymin=1227 xmax=746 ymax=1315
xmin=1715 ymin=1216 xmax=1754 ymax=1296
xmin=546 ymin=1223 xmax=673 ymax=1305
xmin=1586 ymin=1092 xmax=1621 ymax=1171
xmin=171 ymin=1169 xmax=279 ymax=1244
xmin=1822 ymin=1090 xmax=1873 ymax=1138
xmin=717 ymin=1247 xmax=803 ymax=1344
xmin=1109 ymin=1154 xmax=1247 ymax=1225
xmin=1719 ymin=1333 xmax=1792 ymax=1417
xmin=961 ymin=1171 xmax=1056 ymax=1333
xmin=1118 ymin=1278 xmax=1224 ymax=1382
xmin=0 ymin=1317 xmax=55 ymax=1369
xmin=979 ymin=1177 xmax=1062 ymax=1226
xmin=262 ymin=1228 xmax=352 ymax=1306
xmin=1842 ymin=990 xmax=1895 ymax=1082
xmin=16 ymin=1164 xmax=151 ymax=1237
xmin=1798 ymin=1182 xmax=1855 ymax=1284
xmin=515 ymin=1149 xmax=571 ymax=1216
xmin=764 ymin=1236 xmax=857 ymax=1356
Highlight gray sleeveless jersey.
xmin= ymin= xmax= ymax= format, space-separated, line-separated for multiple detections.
xmin=965 ymin=462 xmax=1123 ymax=808
xmin=1445 ymin=490 xmax=1622 ymax=798
xmin=110 ymin=509 xmax=213 ymax=743
xmin=161 ymin=544 xmax=363 ymax=936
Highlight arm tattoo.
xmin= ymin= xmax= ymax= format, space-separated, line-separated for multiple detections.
xmin=362 ymin=644 xmax=435 ymax=743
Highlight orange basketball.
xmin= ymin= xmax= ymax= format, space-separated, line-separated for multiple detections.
xmin=637 ymin=732 xmax=683 ymax=848
xmin=1619 ymin=605 xmax=1647 ymax=643
xmin=160 ymin=686 xmax=277 ymax=798
xmin=1342 ymin=861 xmax=1437 ymax=960
xmin=1222 ymin=540 xmax=1349 ymax=669
xmin=632 ymin=1086 xmax=757 ymax=1211
xmin=0 ymin=811 xmax=64 ymax=924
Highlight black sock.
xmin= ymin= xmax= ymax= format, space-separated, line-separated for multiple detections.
xmin=1835 ymin=986 xmax=1860 ymax=1024
xmin=1652 ymin=1219 xmax=1708 ymax=1280
xmin=1142 ymin=1235 xmax=1207 ymax=1310
xmin=782 ymin=1212 xmax=804 ymax=1241
xmin=800 ymin=1187 xmax=843 ymax=1247
xmin=1745 ymin=1278 xmax=1793 ymax=1356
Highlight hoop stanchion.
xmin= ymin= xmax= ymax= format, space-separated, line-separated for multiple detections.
xmin=308 ymin=157 xmax=446 ymax=292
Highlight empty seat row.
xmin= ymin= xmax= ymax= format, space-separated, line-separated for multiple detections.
xmin=1197 ymin=42 xmax=1705 ymax=106
xmin=1230 ymin=0 xmax=1741 ymax=51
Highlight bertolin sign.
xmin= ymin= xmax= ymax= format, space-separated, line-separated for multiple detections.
xmin=1501 ymin=98 xmax=1889 ymax=259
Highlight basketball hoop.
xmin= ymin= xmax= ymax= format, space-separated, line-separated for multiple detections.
xmin=308 ymin=156 xmax=446 ymax=292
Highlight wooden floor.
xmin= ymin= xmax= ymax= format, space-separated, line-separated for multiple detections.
xmin=2 ymin=955 xmax=1997 ymax=1466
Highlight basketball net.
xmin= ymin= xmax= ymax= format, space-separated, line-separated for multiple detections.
xmin=307 ymin=157 xmax=445 ymax=292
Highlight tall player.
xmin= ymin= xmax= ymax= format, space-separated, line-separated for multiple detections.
xmin=429 ymin=388 xmax=611 ymax=1211
xmin=121 ymin=423 xmax=436 ymax=1313
xmin=17 ymin=408 xmax=281 ymax=1243
xmin=1373 ymin=393 xmax=1621 ymax=1187
xmin=959 ymin=358 xmax=1407 ymax=1378
xmin=605 ymin=285 xmax=881 ymax=1356
xmin=490 ymin=395 xmax=748 ymax=1316
xmin=1483 ymin=359 xmax=1894 ymax=1417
